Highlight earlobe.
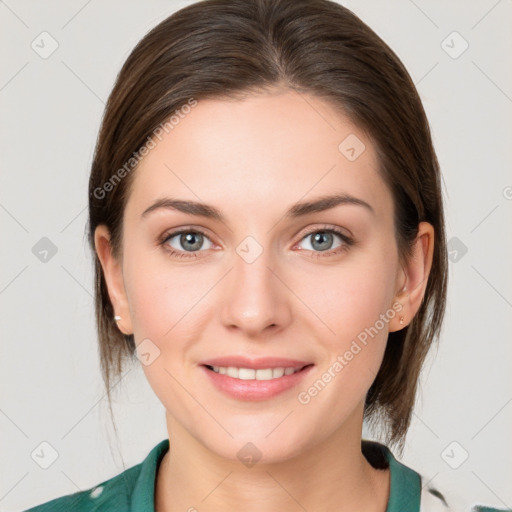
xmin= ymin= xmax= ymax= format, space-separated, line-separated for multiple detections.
xmin=94 ymin=225 xmax=133 ymax=335
xmin=389 ymin=222 xmax=434 ymax=332
xmin=388 ymin=287 xmax=408 ymax=333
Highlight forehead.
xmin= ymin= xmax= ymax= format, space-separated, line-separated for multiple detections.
xmin=125 ymin=90 xmax=391 ymax=222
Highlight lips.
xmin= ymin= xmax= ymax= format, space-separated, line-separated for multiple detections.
xmin=200 ymin=356 xmax=314 ymax=401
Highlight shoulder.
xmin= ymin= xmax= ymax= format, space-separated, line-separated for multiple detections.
xmin=362 ymin=439 xmax=510 ymax=512
xmin=21 ymin=463 xmax=140 ymax=512
xmin=22 ymin=439 xmax=169 ymax=512
xmin=420 ymin=481 xmax=510 ymax=512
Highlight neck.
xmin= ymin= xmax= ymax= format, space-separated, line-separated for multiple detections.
xmin=155 ymin=413 xmax=390 ymax=512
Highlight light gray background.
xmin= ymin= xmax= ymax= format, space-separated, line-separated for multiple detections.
xmin=1 ymin=1 xmax=511 ymax=511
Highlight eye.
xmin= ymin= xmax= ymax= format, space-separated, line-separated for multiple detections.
xmin=159 ymin=225 xmax=354 ymax=260
xmin=295 ymin=226 xmax=354 ymax=257
xmin=160 ymin=228 xmax=213 ymax=258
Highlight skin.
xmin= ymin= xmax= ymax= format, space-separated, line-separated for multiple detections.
xmin=95 ymin=88 xmax=434 ymax=512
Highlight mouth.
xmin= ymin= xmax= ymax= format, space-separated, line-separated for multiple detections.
xmin=200 ymin=359 xmax=314 ymax=401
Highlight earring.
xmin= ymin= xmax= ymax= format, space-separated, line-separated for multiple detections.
xmin=114 ymin=315 xmax=122 ymax=322
xmin=399 ymin=316 xmax=405 ymax=325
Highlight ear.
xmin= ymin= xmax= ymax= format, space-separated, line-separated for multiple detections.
xmin=389 ymin=222 xmax=434 ymax=332
xmin=94 ymin=225 xmax=133 ymax=335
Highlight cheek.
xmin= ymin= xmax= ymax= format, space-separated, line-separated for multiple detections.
xmin=123 ymin=245 xmax=209 ymax=340
xmin=302 ymin=254 xmax=398 ymax=343
xmin=294 ymin=274 xmax=395 ymax=422
xmin=123 ymin=251 xmax=207 ymax=407
xmin=293 ymin=249 xmax=398 ymax=398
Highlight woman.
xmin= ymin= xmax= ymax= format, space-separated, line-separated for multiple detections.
xmin=23 ymin=0 xmax=509 ymax=510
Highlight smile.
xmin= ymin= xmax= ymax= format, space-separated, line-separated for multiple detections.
xmin=201 ymin=362 xmax=314 ymax=401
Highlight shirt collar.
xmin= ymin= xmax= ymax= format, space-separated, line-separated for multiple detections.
xmin=362 ymin=440 xmax=421 ymax=512
xmin=130 ymin=438 xmax=169 ymax=511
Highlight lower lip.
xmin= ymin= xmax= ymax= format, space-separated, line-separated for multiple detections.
xmin=201 ymin=365 xmax=314 ymax=401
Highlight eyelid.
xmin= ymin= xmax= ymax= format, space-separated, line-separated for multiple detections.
xmin=159 ymin=226 xmax=217 ymax=247
xmin=294 ymin=223 xmax=353 ymax=243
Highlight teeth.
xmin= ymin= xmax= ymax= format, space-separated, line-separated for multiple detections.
xmin=209 ymin=366 xmax=301 ymax=380
xmin=272 ymin=367 xmax=284 ymax=378
xmin=256 ymin=368 xmax=273 ymax=380
xmin=226 ymin=366 xmax=238 ymax=378
xmin=239 ymin=368 xmax=256 ymax=380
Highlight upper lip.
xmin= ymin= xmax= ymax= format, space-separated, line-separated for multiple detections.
xmin=200 ymin=356 xmax=312 ymax=370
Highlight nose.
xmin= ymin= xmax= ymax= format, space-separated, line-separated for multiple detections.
xmin=219 ymin=246 xmax=292 ymax=338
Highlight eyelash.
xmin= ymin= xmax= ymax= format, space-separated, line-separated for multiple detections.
xmin=158 ymin=224 xmax=355 ymax=260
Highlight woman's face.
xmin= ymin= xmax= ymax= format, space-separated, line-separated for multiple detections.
xmin=100 ymin=89 xmax=410 ymax=463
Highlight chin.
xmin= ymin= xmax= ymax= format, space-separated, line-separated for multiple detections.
xmin=198 ymin=426 xmax=311 ymax=466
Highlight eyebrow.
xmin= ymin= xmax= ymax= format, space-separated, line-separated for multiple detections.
xmin=140 ymin=193 xmax=375 ymax=222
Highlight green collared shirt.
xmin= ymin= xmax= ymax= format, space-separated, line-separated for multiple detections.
xmin=23 ymin=439 xmax=508 ymax=512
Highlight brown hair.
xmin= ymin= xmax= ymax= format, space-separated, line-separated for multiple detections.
xmin=88 ymin=0 xmax=447 ymax=455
